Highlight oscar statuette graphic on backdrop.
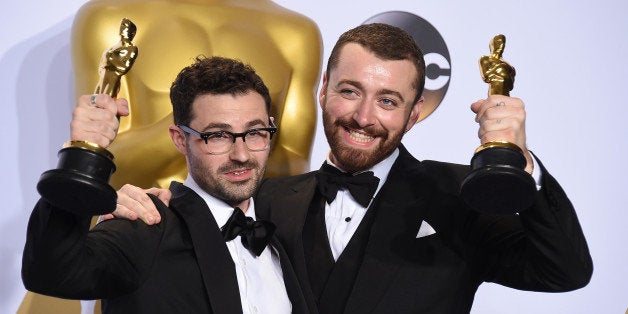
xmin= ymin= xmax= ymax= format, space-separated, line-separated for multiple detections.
xmin=460 ymin=34 xmax=536 ymax=214
xmin=37 ymin=18 xmax=138 ymax=215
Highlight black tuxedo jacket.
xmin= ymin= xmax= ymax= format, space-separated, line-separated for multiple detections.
xmin=22 ymin=182 xmax=307 ymax=314
xmin=256 ymin=145 xmax=592 ymax=314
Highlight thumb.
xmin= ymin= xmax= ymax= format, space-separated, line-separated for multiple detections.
xmin=470 ymin=99 xmax=484 ymax=114
xmin=115 ymin=98 xmax=130 ymax=117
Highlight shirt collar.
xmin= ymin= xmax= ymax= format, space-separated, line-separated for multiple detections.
xmin=183 ymin=175 xmax=257 ymax=228
xmin=325 ymin=148 xmax=399 ymax=196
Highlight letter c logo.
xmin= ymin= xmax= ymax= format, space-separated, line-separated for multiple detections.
xmin=424 ymin=52 xmax=451 ymax=91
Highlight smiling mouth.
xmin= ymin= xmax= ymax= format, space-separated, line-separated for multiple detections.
xmin=224 ymin=168 xmax=253 ymax=180
xmin=230 ymin=170 xmax=248 ymax=175
xmin=346 ymin=127 xmax=375 ymax=143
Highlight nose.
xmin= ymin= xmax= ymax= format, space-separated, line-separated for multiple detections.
xmin=229 ymin=137 xmax=250 ymax=163
xmin=352 ymin=100 xmax=376 ymax=128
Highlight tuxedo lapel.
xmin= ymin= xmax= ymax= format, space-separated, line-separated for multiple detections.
xmin=344 ymin=146 xmax=432 ymax=313
xmin=169 ymin=182 xmax=242 ymax=314
xmin=266 ymin=174 xmax=319 ymax=314
xmin=271 ymin=236 xmax=309 ymax=314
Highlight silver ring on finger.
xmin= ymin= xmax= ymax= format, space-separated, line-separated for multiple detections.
xmin=90 ymin=94 xmax=98 ymax=106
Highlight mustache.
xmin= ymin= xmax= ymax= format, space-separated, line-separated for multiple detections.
xmin=334 ymin=117 xmax=387 ymax=138
xmin=218 ymin=160 xmax=259 ymax=173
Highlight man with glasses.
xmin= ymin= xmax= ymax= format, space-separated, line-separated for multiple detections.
xmin=112 ymin=24 xmax=592 ymax=313
xmin=21 ymin=56 xmax=307 ymax=314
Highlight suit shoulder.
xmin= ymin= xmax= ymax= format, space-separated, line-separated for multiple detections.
xmin=419 ymin=160 xmax=470 ymax=194
xmin=258 ymin=172 xmax=315 ymax=196
xmin=262 ymin=171 xmax=316 ymax=187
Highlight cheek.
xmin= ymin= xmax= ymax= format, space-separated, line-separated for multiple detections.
xmin=378 ymin=111 xmax=409 ymax=132
xmin=253 ymin=151 xmax=270 ymax=168
xmin=324 ymin=98 xmax=356 ymax=120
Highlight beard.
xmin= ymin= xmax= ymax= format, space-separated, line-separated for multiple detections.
xmin=187 ymin=151 xmax=264 ymax=207
xmin=322 ymin=107 xmax=405 ymax=174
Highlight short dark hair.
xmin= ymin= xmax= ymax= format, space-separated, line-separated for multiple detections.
xmin=170 ymin=56 xmax=272 ymax=126
xmin=326 ymin=23 xmax=426 ymax=104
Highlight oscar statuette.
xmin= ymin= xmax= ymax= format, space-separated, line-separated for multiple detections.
xmin=459 ymin=34 xmax=536 ymax=214
xmin=37 ymin=18 xmax=138 ymax=215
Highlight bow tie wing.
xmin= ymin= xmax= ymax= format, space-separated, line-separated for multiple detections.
xmin=221 ymin=208 xmax=276 ymax=256
xmin=316 ymin=167 xmax=380 ymax=208
xmin=241 ymin=221 xmax=276 ymax=256
xmin=344 ymin=173 xmax=380 ymax=207
xmin=316 ymin=172 xmax=341 ymax=203
xmin=221 ymin=208 xmax=247 ymax=241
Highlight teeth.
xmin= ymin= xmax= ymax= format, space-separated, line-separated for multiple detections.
xmin=348 ymin=130 xmax=374 ymax=143
xmin=231 ymin=170 xmax=247 ymax=175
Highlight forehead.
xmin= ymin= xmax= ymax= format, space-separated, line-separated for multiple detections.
xmin=330 ymin=43 xmax=417 ymax=94
xmin=191 ymin=92 xmax=268 ymax=128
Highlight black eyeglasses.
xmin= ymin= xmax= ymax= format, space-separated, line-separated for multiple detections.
xmin=178 ymin=121 xmax=277 ymax=155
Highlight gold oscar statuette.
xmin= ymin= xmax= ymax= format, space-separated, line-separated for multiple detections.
xmin=459 ymin=34 xmax=536 ymax=214
xmin=37 ymin=18 xmax=138 ymax=215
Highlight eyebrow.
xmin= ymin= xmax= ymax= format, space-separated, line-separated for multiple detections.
xmin=337 ymin=79 xmax=405 ymax=103
xmin=199 ymin=119 xmax=268 ymax=132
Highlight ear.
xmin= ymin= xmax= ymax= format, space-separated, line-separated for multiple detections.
xmin=405 ymin=96 xmax=424 ymax=132
xmin=319 ymin=71 xmax=328 ymax=110
xmin=169 ymin=125 xmax=188 ymax=156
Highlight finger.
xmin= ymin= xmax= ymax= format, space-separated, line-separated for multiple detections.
xmin=117 ymin=184 xmax=160 ymax=225
xmin=478 ymin=121 xmax=518 ymax=144
xmin=89 ymin=94 xmax=118 ymax=114
xmin=146 ymin=187 xmax=172 ymax=207
xmin=470 ymin=99 xmax=485 ymax=114
xmin=477 ymin=112 xmax=527 ymax=150
xmin=111 ymin=203 xmax=139 ymax=221
xmin=70 ymin=117 xmax=118 ymax=141
xmin=115 ymin=98 xmax=130 ymax=117
xmin=471 ymin=99 xmax=496 ymax=122
xmin=71 ymin=95 xmax=122 ymax=146
xmin=70 ymin=115 xmax=119 ymax=147
xmin=476 ymin=101 xmax=524 ymax=127
xmin=472 ymin=95 xmax=520 ymax=122
xmin=96 ymin=214 xmax=115 ymax=224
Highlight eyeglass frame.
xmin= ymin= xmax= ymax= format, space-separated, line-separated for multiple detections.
xmin=177 ymin=120 xmax=277 ymax=155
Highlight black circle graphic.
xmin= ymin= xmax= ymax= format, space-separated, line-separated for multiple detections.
xmin=363 ymin=11 xmax=451 ymax=121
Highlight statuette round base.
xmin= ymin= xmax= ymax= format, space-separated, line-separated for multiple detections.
xmin=37 ymin=143 xmax=117 ymax=215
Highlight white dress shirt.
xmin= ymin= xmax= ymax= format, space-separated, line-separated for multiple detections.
xmin=184 ymin=177 xmax=291 ymax=314
xmin=324 ymin=149 xmax=398 ymax=261
xmin=323 ymin=149 xmax=543 ymax=260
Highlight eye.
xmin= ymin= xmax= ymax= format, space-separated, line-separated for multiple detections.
xmin=379 ymin=98 xmax=397 ymax=108
xmin=246 ymin=129 xmax=270 ymax=140
xmin=205 ymin=132 xmax=230 ymax=142
xmin=247 ymin=129 xmax=261 ymax=137
xmin=340 ymin=88 xmax=358 ymax=98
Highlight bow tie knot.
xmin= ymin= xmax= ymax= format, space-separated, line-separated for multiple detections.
xmin=221 ymin=207 xmax=276 ymax=256
xmin=316 ymin=163 xmax=380 ymax=208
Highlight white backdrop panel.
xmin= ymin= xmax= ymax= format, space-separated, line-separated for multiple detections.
xmin=1 ymin=0 xmax=626 ymax=313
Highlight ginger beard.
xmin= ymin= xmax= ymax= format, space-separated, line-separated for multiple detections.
xmin=186 ymin=143 xmax=266 ymax=206
xmin=322 ymin=101 xmax=408 ymax=174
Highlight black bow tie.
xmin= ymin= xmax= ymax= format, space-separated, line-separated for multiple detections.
xmin=221 ymin=207 xmax=276 ymax=256
xmin=315 ymin=163 xmax=380 ymax=208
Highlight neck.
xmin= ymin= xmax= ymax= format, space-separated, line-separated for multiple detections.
xmin=229 ymin=198 xmax=251 ymax=212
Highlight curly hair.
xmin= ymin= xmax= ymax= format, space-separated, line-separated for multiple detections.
xmin=170 ymin=56 xmax=271 ymax=126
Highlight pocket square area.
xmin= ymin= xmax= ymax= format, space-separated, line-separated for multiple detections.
xmin=416 ymin=221 xmax=436 ymax=238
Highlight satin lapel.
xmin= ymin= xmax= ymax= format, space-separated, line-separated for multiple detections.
xmin=267 ymin=174 xmax=319 ymax=314
xmin=169 ymin=182 xmax=242 ymax=314
xmin=344 ymin=147 xmax=432 ymax=313
xmin=271 ymin=236 xmax=309 ymax=314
